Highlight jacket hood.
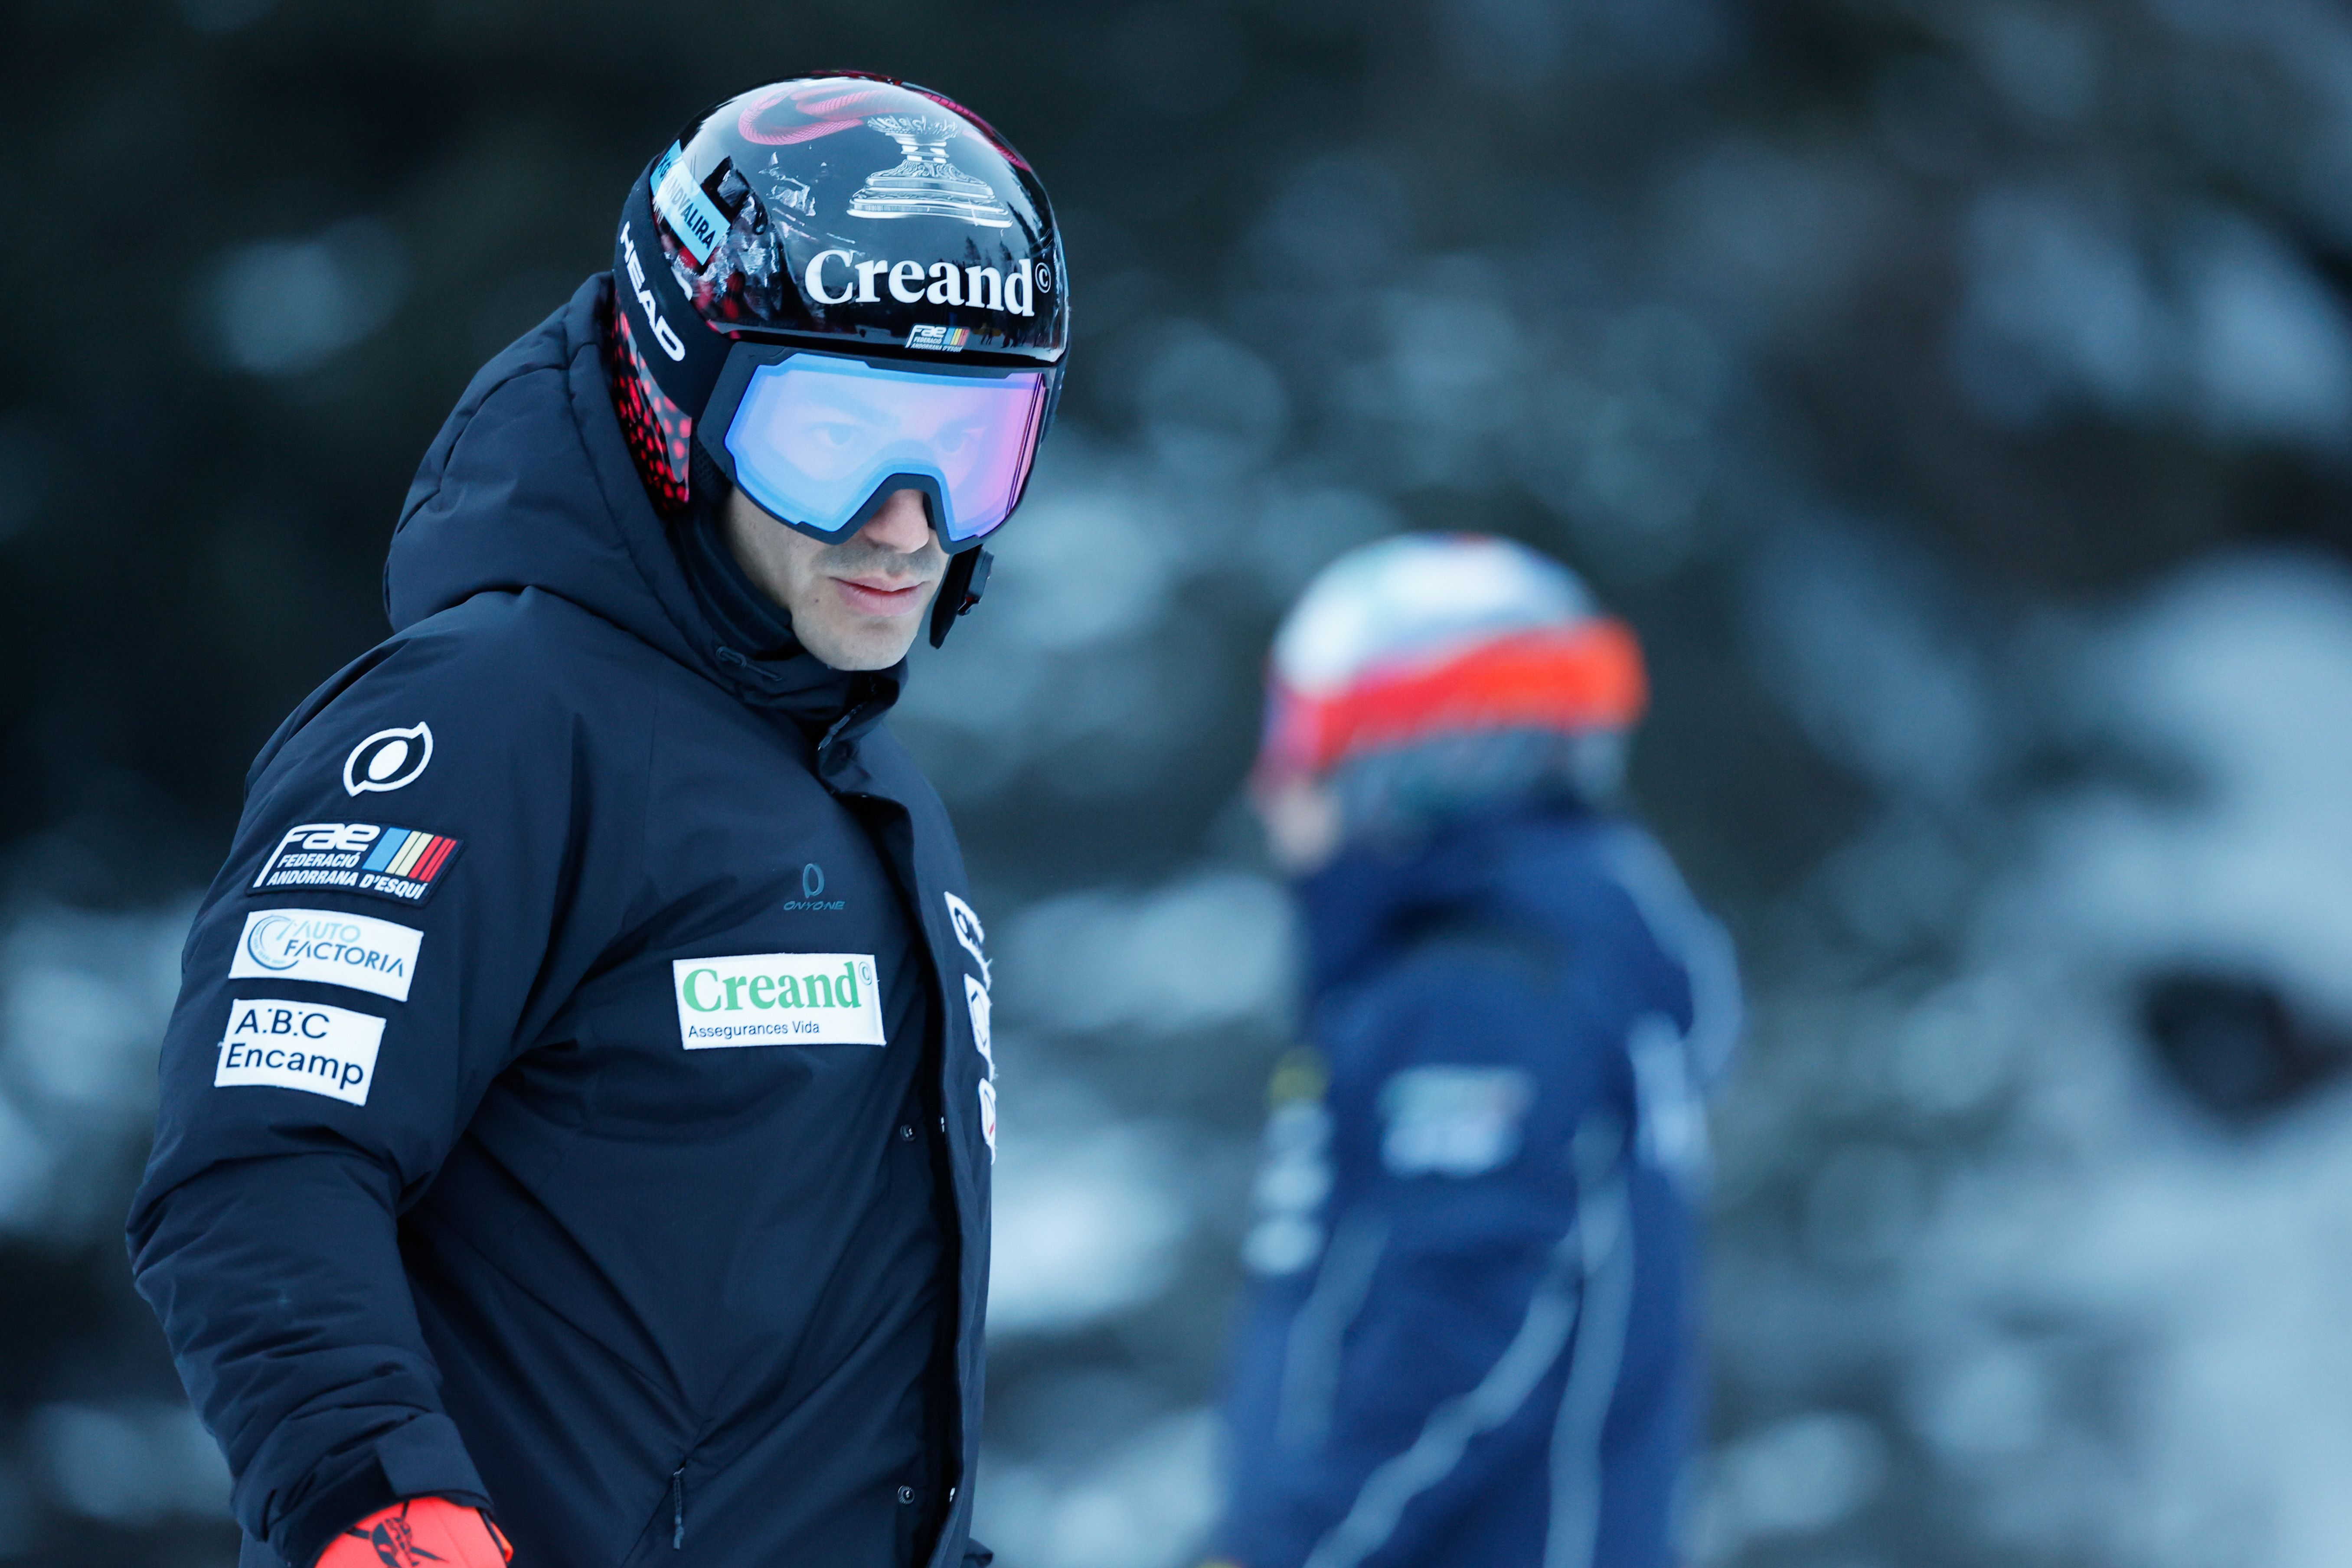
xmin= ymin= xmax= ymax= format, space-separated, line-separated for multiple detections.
xmin=387 ymin=272 xmax=898 ymax=729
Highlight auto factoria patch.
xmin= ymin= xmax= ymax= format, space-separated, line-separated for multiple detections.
xmin=227 ymin=909 xmax=422 ymax=1003
xmin=250 ymin=822 xmax=464 ymax=907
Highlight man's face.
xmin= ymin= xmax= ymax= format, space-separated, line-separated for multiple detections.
xmin=721 ymin=486 xmax=948 ymax=670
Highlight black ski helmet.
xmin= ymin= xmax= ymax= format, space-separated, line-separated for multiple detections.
xmin=605 ymin=75 xmax=1068 ymax=640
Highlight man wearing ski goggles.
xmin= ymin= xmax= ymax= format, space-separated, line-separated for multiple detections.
xmin=135 ymin=76 xmax=1066 ymax=1568
xmin=697 ymin=346 xmax=1050 ymax=669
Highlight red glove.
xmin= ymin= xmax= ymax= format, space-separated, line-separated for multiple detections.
xmin=316 ymin=1497 xmax=513 ymax=1568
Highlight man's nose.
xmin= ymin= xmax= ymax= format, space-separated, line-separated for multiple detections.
xmin=857 ymin=488 xmax=937 ymax=557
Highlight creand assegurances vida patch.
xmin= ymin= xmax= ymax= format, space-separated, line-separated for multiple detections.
xmin=672 ymin=952 xmax=884 ymax=1049
xmin=250 ymin=822 xmax=463 ymax=906
xmin=228 ymin=908 xmax=422 ymax=1003
xmin=214 ymin=997 xmax=385 ymax=1106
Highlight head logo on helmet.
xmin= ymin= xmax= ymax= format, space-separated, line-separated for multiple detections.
xmin=617 ymin=222 xmax=686 ymax=362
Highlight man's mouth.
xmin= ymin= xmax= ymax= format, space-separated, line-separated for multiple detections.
xmin=831 ymin=575 xmax=928 ymax=616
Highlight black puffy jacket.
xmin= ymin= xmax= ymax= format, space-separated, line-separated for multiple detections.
xmin=127 ymin=274 xmax=999 ymax=1568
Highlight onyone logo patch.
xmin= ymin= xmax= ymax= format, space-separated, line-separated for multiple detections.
xmin=343 ymin=724 xmax=433 ymax=795
xmin=228 ymin=908 xmax=423 ymax=1003
xmin=672 ymin=952 xmax=884 ymax=1049
xmin=251 ymin=822 xmax=462 ymax=906
xmin=782 ymin=861 xmax=845 ymax=913
xmin=215 ymin=997 xmax=385 ymax=1105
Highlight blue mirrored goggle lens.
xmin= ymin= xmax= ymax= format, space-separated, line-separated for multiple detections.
xmin=724 ymin=357 xmax=1048 ymax=542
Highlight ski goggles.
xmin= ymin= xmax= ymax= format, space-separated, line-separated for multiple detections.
xmin=698 ymin=346 xmax=1052 ymax=550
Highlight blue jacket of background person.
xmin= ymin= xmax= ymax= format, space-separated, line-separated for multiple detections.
xmin=1214 ymin=805 xmax=1739 ymax=1568
xmin=125 ymin=274 xmax=1001 ymax=1568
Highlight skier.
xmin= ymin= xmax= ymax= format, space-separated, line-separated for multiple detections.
xmin=1207 ymin=535 xmax=1739 ymax=1568
xmin=127 ymin=75 xmax=1062 ymax=1568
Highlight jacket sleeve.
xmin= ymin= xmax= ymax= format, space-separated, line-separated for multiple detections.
xmin=1216 ymin=878 xmax=1717 ymax=1568
xmin=125 ymin=612 xmax=638 ymax=1568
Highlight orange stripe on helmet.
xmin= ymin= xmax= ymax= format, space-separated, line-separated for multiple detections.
xmin=1258 ymin=620 xmax=1648 ymax=784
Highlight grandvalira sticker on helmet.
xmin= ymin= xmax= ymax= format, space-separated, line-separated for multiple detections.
xmin=652 ymin=142 xmax=731 ymax=268
xmin=344 ymin=724 xmax=434 ymax=795
xmin=251 ymin=822 xmax=463 ymax=906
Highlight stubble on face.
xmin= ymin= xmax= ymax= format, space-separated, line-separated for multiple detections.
xmin=721 ymin=487 xmax=947 ymax=670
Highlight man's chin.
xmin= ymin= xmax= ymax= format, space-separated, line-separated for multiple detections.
xmin=799 ymin=615 xmax=923 ymax=672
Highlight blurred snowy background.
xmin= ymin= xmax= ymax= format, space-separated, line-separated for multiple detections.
xmin=9 ymin=0 xmax=2352 ymax=1563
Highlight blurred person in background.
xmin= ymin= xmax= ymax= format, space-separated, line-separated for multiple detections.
xmin=123 ymin=76 xmax=1062 ymax=1568
xmin=1205 ymin=535 xmax=1740 ymax=1568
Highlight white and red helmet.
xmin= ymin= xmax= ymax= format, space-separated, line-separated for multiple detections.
xmin=1257 ymin=534 xmax=1647 ymax=795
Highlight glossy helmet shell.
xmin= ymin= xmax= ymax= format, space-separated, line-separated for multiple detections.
xmin=607 ymin=74 xmax=1068 ymax=513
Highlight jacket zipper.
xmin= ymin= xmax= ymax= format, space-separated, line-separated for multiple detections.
xmin=671 ymin=1466 xmax=686 ymax=1549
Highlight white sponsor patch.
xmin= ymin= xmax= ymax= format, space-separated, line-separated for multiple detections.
xmin=944 ymin=892 xmax=990 ymax=987
xmin=672 ymin=952 xmax=885 ymax=1048
xmin=1378 ymin=1066 xmax=1535 ymax=1177
xmin=215 ymin=997 xmax=385 ymax=1105
xmin=228 ymin=909 xmax=423 ymax=1003
xmin=964 ymin=973 xmax=994 ymax=1079
xmin=977 ymin=1078 xmax=997 ymax=1161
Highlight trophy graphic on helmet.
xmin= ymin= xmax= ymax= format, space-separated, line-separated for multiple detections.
xmin=849 ymin=116 xmax=1013 ymax=227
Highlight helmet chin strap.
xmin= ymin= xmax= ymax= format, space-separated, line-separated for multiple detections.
xmin=929 ymin=547 xmax=993 ymax=648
